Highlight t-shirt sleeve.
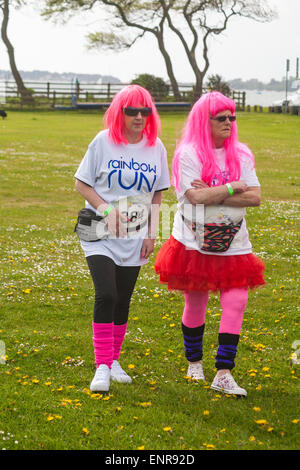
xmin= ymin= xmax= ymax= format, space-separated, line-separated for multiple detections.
xmin=155 ymin=145 xmax=171 ymax=191
xmin=176 ymin=146 xmax=202 ymax=199
xmin=74 ymin=140 xmax=100 ymax=187
xmin=240 ymin=156 xmax=260 ymax=187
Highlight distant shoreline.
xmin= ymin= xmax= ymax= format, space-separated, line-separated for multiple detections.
xmin=0 ymin=69 xmax=296 ymax=92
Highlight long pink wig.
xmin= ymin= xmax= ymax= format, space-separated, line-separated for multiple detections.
xmin=172 ymin=91 xmax=254 ymax=189
xmin=104 ymin=84 xmax=161 ymax=146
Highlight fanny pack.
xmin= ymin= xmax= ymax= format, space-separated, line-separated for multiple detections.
xmin=74 ymin=208 xmax=108 ymax=242
xmin=74 ymin=195 xmax=151 ymax=242
xmin=182 ymin=214 xmax=243 ymax=253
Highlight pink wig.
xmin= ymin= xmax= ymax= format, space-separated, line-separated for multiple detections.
xmin=172 ymin=91 xmax=254 ymax=189
xmin=104 ymin=84 xmax=161 ymax=146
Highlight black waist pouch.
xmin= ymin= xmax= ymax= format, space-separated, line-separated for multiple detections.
xmin=74 ymin=208 xmax=108 ymax=242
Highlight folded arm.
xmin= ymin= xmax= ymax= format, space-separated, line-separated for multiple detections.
xmin=188 ymin=178 xmax=260 ymax=207
xmin=222 ymin=186 xmax=261 ymax=207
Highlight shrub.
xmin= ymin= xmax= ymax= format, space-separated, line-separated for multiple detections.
xmin=131 ymin=74 xmax=169 ymax=101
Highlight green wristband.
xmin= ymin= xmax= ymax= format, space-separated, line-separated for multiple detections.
xmin=226 ymin=183 xmax=234 ymax=196
xmin=103 ymin=205 xmax=114 ymax=217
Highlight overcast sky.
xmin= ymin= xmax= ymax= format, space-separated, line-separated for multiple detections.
xmin=0 ymin=0 xmax=299 ymax=83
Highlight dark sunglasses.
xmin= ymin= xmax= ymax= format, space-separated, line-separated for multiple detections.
xmin=123 ymin=106 xmax=152 ymax=117
xmin=210 ymin=115 xmax=236 ymax=123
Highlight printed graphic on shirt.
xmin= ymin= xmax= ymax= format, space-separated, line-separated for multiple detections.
xmin=107 ymin=156 xmax=157 ymax=192
xmin=211 ymin=168 xmax=231 ymax=186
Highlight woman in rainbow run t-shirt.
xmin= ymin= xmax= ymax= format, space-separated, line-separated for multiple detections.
xmin=75 ymin=85 xmax=170 ymax=392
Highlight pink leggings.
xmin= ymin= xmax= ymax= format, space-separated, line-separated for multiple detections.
xmin=182 ymin=287 xmax=248 ymax=335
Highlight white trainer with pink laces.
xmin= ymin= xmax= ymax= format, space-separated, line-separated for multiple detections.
xmin=210 ymin=372 xmax=247 ymax=396
xmin=186 ymin=362 xmax=205 ymax=381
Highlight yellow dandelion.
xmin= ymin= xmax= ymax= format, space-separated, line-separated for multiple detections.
xmin=253 ymin=407 xmax=261 ymax=412
xmin=163 ymin=427 xmax=172 ymax=432
xmin=249 ymin=436 xmax=256 ymax=442
xmin=292 ymin=419 xmax=299 ymax=424
xmin=91 ymin=393 xmax=102 ymax=399
xmin=140 ymin=401 xmax=152 ymax=408
xmin=137 ymin=446 xmax=145 ymax=450
xmin=82 ymin=427 xmax=89 ymax=435
xmin=47 ymin=415 xmax=54 ymax=422
xmin=255 ymin=419 xmax=268 ymax=425
xmin=203 ymin=410 xmax=210 ymax=416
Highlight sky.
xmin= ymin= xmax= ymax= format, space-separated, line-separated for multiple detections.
xmin=0 ymin=0 xmax=299 ymax=84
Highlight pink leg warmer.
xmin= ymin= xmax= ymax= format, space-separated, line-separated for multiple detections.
xmin=113 ymin=323 xmax=128 ymax=361
xmin=92 ymin=322 xmax=114 ymax=369
xmin=182 ymin=291 xmax=209 ymax=328
xmin=219 ymin=287 xmax=248 ymax=335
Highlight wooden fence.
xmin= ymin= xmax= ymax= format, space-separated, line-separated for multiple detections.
xmin=1 ymin=80 xmax=246 ymax=110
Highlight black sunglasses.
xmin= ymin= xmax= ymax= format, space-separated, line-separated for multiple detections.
xmin=210 ymin=115 xmax=236 ymax=123
xmin=123 ymin=107 xmax=152 ymax=117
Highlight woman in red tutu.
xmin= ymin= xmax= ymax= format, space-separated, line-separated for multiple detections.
xmin=155 ymin=91 xmax=265 ymax=396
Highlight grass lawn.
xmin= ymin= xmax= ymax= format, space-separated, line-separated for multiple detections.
xmin=0 ymin=110 xmax=299 ymax=451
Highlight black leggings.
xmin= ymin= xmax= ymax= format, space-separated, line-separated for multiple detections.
xmin=86 ymin=255 xmax=140 ymax=325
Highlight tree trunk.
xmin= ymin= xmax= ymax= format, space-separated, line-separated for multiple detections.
xmin=155 ymin=33 xmax=182 ymax=101
xmin=1 ymin=0 xmax=34 ymax=104
xmin=193 ymin=76 xmax=203 ymax=102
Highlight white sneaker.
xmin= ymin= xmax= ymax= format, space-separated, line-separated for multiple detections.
xmin=90 ymin=364 xmax=111 ymax=392
xmin=186 ymin=362 xmax=205 ymax=381
xmin=210 ymin=372 xmax=247 ymax=396
xmin=111 ymin=360 xmax=132 ymax=384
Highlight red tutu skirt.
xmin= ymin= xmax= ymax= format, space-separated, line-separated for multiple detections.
xmin=155 ymin=236 xmax=265 ymax=292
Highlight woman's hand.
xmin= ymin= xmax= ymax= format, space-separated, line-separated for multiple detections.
xmin=191 ymin=179 xmax=209 ymax=189
xmin=140 ymin=238 xmax=155 ymax=259
xmin=230 ymin=180 xmax=248 ymax=193
xmin=105 ymin=209 xmax=128 ymax=238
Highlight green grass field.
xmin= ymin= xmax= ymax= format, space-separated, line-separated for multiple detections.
xmin=0 ymin=110 xmax=299 ymax=451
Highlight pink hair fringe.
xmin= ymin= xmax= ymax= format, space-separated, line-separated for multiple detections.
xmin=104 ymin=85 xmax=161 ymax=147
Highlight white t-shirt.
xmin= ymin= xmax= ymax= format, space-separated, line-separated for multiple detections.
xmin=172 ymin=145 xmax=260 ymax=256
xmin=74 ymin=129 xmax=170 ymax=266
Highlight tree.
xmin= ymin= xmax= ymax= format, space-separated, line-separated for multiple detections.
xmin=131 ymin=74 xmax=169 ymax=101
xmin=0 ymin=0 xmax=34 ymax=104
xmin=206 ymin=74 xmax=231 ymax=96
xmin=42 ymin=1 xmax=276 ymax=100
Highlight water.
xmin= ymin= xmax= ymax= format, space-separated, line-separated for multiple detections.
xmin=238 ymin=89 xmax=288 ymax=107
